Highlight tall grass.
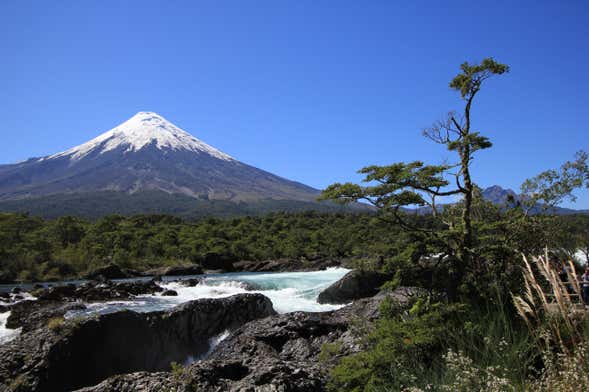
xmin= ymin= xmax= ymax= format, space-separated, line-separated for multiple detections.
xmin=512 ymin=251 xmax=589 ymax=391
xmin=512 ymin=250 xmax=585 ymax=353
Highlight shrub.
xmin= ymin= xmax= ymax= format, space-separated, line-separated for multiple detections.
xmin=328 ymin=297 xmax=463 ymax=391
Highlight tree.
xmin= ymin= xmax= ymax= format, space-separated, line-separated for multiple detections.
xmin=320 ymin=58 xmax=509 ymax=288
xmin=521 ymin=150 xmax=588 ymax=210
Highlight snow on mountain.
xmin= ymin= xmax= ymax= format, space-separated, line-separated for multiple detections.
xmin=0 ymin=111 xmax=322 ymax=211
xmin=46 ymin=112 xmax=233 ymax=161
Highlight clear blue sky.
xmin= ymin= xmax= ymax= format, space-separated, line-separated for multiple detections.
xmin=1 ymin=1 xmax=588 ymax=208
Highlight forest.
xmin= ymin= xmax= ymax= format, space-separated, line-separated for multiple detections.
xmin=0 ymin=208 xmax=587 ymax=285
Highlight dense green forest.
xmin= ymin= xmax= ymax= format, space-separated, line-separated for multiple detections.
xmin=0 ymin=211 xmax=398 ymax=282
xmin=0 ymin=209 xmax=587 ymax=284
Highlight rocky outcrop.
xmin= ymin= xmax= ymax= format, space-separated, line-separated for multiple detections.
xmin=179 ymin=278 xmax=201 ymax=287
xmin=6 ymin=300 xmax=87 ymax=333
xmin=84 ymin=263 xmax=131 ymax=280
xmin=233 ymin=258 xmax=341 ymax=273
xmin=145 ymin=264 xmax=203 ymax=277
xmin=317 ymin=270 xmax=391 ymax=304
xmin=33 ymin=279 xmax=163 ymax=302
xmin=0 ymin=294 xmax=275 ymax=392
xmin=78 ymin=287 xmax=423 ymax=392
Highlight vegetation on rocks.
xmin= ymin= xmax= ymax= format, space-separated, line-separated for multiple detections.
xmin=320 ymin=58 xmax=589 ymax=391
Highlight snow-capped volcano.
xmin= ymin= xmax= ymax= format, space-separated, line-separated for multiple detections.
xmin=48 ymin=111 xmax=233 ymax=161
xmin=0 ymin=112 xmax=321 ymax=214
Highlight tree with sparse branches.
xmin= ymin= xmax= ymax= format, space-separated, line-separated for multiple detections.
xmin=320 ymin=58 xmax=509 ymax=289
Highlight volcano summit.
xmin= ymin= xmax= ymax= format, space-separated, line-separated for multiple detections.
xmin=0 ymin=112 xmax=326 ymax=217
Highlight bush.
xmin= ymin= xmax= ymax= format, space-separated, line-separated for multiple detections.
xmin=328 ymin=297 xmax=464 ymax=391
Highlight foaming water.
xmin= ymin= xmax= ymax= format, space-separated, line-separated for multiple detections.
xmin=1 ymin=268 xmax=349 ymax=344
xmin=185 ymin=330 xmax=231 ymax=364
xmin=0 ymin=312 xmax=20 ymax=344
xmin=67 ymin=268 xmax=349 ymax=318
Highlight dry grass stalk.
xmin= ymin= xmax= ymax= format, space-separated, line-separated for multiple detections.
xmin=512 ymin=252 xmax=585 ymax=353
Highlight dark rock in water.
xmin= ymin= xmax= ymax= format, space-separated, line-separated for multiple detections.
xmin=161 ymin=289 xmax=178 ymax=296
xmin=233 ymin=258 xmax=340 ymax=272
xmin=7 ymin=300 xmax=87 ymax=333
xmin=201 ymin=254 xmax=235 ymax=272
xmin=0 ymin=292 xmax=10 ymax=300
xmin=180 ymin=278 xmax=200 ymax=287
xmin=36 ymin=284 xmax=77 ymax=301
xmin=77 ymin=287 xmax=422 ymax=392
xmin=80 ymin=280 xmax=164 ymax=301
xmin=0 ymin=305 xmax=8 ymax=313
xmin=145 ymin=264 xmax=203 ymax=277
xmin=13 ymin=295 xmax=24 ymax=301
xmin=11 ymin=287 xmax=22 ymax=294
xmin=317 ymin=270 xmax=390 ymax=304
xmin=85 ymin=263 xmax=130 ymax=280
xmin=32 ymin=283 xmax=44 ymax=290
xmin=0 ymin=294 xmax=275 ymax=392
xmin=123 ymin=268 xmax=143 ymax=277
xmin=33 ymin=280 xmax=163 ymax=302
xmin=237 ymin=281 xmax=261 ymax=291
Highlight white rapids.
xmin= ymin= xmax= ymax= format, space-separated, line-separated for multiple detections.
xmin=0 ymin=268 xmax=349 ymax=345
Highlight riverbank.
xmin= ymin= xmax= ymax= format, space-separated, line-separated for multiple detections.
xmin=0 ymin=267 xmax=406 ymax=391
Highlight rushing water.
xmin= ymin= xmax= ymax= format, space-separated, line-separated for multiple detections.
xmin=0 ymin=312 xmax=20 ymax=345
xmin=0 ymin=268 xmax=349 ymax=344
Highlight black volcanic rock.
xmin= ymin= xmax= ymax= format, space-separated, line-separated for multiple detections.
xmin=6 ymin=300 xmax=86 ymax=333
xmin=0 ymin=294 xmax=275 ymax=392
xmin=145 ymin=264 xmax=203 ymax=277
xmin=317 ymin=270 xmax=391 ymax=304
xmin=76 ymin=287 xmax=423 ymax=392
xmin=32 ymin=279 xmax=163 ymax=302
xmin=85 ymin=263 xmax=130 ymax=280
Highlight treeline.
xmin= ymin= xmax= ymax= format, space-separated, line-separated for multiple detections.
xmin=1 ymin=209 xmax=587 ymax=283
xmin=0 ymin=211 xmax=424 ymax=282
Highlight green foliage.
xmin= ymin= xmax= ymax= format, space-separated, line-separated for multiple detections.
xmin=329 ymin=296 xmax=535 ymax=392
xmin=449 ymin=58 xmax=509 ymax=99
xmin=321 ymin=58 xmax=510 ymax=297
xmin=328 ymin=298 xmax=465 ymax=391
xmin=0 ymin=211 xmax=424 ymax=281
xmin=319 ymin=342 xmax=343 ymax=363
xmin=521 ymin=150 xmax=588 ymax=209
xmin=170 ymin=361 xmax=185 ymax=382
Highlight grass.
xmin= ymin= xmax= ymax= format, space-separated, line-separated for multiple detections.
xmin=512 ymin=251 xmax=587 ymax=353
xmin=46 ymin=316 xmax=65 ymax=332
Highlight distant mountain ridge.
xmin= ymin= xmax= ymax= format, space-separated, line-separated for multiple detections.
xmin=481 ymin=185 xmax=518 ymax=205
xmin=407 ymin=185 xmax=587 ymax=215
xmin=480 ymin=185 xmax=588 ymax=215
